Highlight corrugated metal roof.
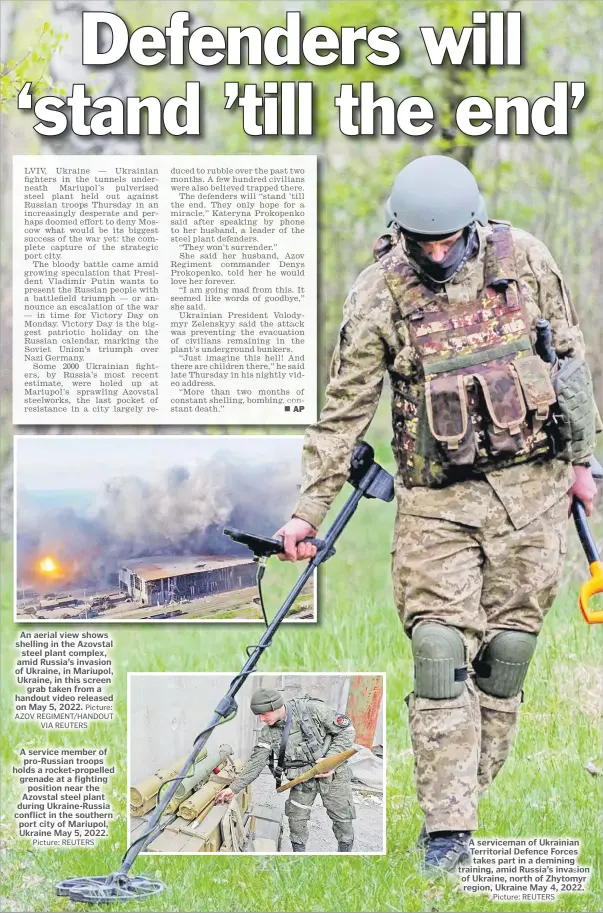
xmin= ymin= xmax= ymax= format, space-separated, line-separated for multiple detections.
xmin=119 ymin=555 xmax=254 ymax=581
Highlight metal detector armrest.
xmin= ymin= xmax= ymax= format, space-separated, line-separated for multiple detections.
xmin=348 ymin=442 xmax=395 ymax=501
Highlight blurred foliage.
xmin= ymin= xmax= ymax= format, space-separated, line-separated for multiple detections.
xmin=0 ymin=21 xmax=66 ymax=111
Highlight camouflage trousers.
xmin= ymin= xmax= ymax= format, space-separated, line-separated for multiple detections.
xmin=392 ymin=490 xmax=568 ymax=834
xmin=284 ymin=764 xmax=355 ymax=847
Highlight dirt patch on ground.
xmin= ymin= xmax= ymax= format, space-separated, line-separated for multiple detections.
xmin=250 ymin=771 xmax=384 ymax=853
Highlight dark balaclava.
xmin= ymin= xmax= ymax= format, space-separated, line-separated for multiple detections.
xmin=403 ymin=223 xmax=479 ymax=285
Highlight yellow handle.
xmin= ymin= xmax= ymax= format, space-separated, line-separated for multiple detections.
xmin=579 ymin=561 xmax=603 ymax=624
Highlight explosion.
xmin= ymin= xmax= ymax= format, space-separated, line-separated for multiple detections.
xmin=39 ymin=556 xmax=58 ymax=573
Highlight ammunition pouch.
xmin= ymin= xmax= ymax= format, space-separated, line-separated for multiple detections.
xmin=474 ymin=631 xmax=537 ymax=698
xmin=421 ymin=355 xmax=556 ymax=471
xmin=425 ymin=374 xmax=475 ymax=465
xmin=551 ymin=357 xmax=596 ymax=464
xmin=412 ymin=623 xmax=468 ymax=699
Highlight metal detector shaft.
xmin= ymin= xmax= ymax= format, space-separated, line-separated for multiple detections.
xmin=572 ymin=499 xmax=599 ymax=565
xmin=571 ymin=496 xmax=603 ymax=624
xmin=117 ymin=451 xmax=388 ymax=877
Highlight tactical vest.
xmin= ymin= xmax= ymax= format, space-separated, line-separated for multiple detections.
xmin=379 ymin=224 xmax=557 ymax=488
xmin=294 ymin=697 xmax=331 ymax=762
xmin=267 ymin=698 xmax=332 ymax=785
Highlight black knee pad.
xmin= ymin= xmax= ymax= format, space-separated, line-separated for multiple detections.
xmin=412 ymin=623 xmax=467 ymax=699
xmin=474 ymin=631 xmax=537 ymax=698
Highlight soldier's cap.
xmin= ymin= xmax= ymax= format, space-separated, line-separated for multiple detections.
xmin=250 ymin=688 xmax=285 ymax=714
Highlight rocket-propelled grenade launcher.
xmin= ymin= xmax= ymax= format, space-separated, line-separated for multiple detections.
xmin=276 ymin=749 xmax=358 ymax=793
xmin=55 ymin=442 xmax=393 ymax=904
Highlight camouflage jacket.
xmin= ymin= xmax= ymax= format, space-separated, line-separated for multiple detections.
xmin=293 ymin=223 xmax=600 ymax=531
xmin=230 ymin=699 xmax=355 ymax=794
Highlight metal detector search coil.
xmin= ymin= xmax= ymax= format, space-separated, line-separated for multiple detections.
xmin=55 ymin=873 xmax=163 ymax=904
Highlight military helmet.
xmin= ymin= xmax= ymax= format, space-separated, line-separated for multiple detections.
xmin=250 ymin=688 xmax=285 ymax=714
xmin=386 ymin=155 xmax=487 ymax=236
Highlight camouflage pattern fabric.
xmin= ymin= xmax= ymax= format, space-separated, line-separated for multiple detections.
xmin=407 ymin=683 xmax=481 ymax=832
xmin=230 ymin=699 xmax=356 ymax=846
xmin=285 ymin=764 xmax=356 ymax=846
xmin=292 ymin=223 xmax=598 ymax=531
xmin=477 ymin=690 xmax=521 ymax=791
xmin=395 ymin=491 xmax=567 ymax=832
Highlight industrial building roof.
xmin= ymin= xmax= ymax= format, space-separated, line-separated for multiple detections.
xmin=119 ymin=555 xmax=254 ymax=581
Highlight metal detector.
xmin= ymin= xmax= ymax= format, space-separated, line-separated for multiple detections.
xmin=55 ymin=442 xmax=394 ymax=903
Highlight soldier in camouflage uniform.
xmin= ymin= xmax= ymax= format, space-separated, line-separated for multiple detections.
xmin=276 ymin=156 xmax=599 ymax=873
xmin=215 ymin=688 xmax=356 ymax=852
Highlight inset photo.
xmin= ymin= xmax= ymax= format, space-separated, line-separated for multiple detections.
xmin=128 ymin=673 xmax=385 ymax=854
xmin=14 ymin=435 xmax=314 ymax=622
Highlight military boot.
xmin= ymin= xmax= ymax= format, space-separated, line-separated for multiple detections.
xmin=291 ymin=843 xmax=306 ymax=853
xmin=338 ymin=841 xmax=354 ymax=853
xmin=423 ymin=831 xmax=471 ymax=875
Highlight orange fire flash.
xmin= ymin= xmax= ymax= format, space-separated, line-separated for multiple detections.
xmin=39 ymin=556 xmax=59 ymax=574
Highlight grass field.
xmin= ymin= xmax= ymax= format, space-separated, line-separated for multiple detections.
xmin=1 ymin=430 xmax=602 ymax=912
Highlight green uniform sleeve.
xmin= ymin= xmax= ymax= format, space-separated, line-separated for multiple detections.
xmin=526 ymin=239 xmax=602 ymax=436
xmin=315 ymin=704 xmax=356 ymax=758
xmin=292 ymin=267 xmax=390 ymax=530
xmin=230 ymin=728 xmax=273 ymax=795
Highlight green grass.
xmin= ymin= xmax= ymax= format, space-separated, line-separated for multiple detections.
xmin=1 ymin=434 xmax=602 ymax=912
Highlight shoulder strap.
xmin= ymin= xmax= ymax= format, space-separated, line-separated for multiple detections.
xmin=267 ymin=703 xmax=293 ymax=788
xmin=275 ymin=703 xmax=293 ymax=785
xmin=294 ymin=700 xmax=326 ymax=763
xmin=379 ymin=246 xmax=441 ymax=320
xmin=483 ymin=224 xmax=533 ymax=338
xmin=484 ymin=222 xmax=518 ymax=288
